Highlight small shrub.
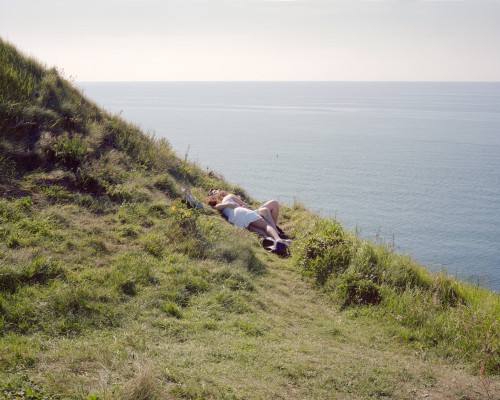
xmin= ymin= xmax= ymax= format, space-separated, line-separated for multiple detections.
xmin=235 ymin=320 xmax=263 ymax=337
xmin=26 ymin=256 xmax=63 ymax=283
xmin=76 ymin=171 xmax=107 ymax=195
xmin=1 ymin=384 xmax=55 ymax=400
xmin=176 ymin=235 xmax=210 ymax=259
xmin=161 ymin=266 xmax=211 ymax=307
xmin=215 ymin=288 xmax=251 ymax=314
xmin=217 ymin=243 xmax=240 ymax=263
xmin=106 ymin=116 xmax=157 ymax=170
xmin=297 ymin=235 xmax=352 ymax=285
xmin=112 ymin=253 xmax=158 ymax=291
xmin=170 ymin=200 xmax=201 ymax=230
xmin=19 ymin=218 xmax=51 ymax=236
xmin=295 ymin=219 xmax=354 ymax=284
xmin=165 ymin=206 xmax=211 ymax=259
xmin=107 ymin=186 xmax=133 ymax=203
xmin=0 ymin=200 xmax=22 ymax=222
xmin=336 ymin=273 xmax=381 ymax=308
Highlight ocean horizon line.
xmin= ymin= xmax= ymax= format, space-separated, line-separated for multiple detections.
xmin=76 ymin=80 xmax=500 ymax=84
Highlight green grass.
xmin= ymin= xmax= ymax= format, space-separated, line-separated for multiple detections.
xmin=294 ymin=218 xmax=499 ymax=374
xmin=1 ymin=37 xmax=499 ymax=399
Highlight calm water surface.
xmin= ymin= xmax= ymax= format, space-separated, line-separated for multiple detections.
xmin=78 ymin=82 xmax=500 ymax=291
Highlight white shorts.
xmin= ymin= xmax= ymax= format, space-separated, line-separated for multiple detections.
xmin=226 ymin=207 xmax=261 ymax=229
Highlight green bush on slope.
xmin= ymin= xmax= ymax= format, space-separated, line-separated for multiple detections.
xmin=294 ymin=218 xmax=499 ymax=373
xmin=1 ymin=36 xmax=245 ymax=200
xmin=1 ymin=38 xmax=499 ymax=398
xmin=0 ymin=37 xmax=259 ymax=329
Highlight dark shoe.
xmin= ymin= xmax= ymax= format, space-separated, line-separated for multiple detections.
xmin=276 ymin=226 xmax=290 ymax=239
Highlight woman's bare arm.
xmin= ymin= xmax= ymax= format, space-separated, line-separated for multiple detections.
xmin=214 ymin=202 xmax=238 ymax=211
xmin=227 ymin=194 xmax=249 ymax=208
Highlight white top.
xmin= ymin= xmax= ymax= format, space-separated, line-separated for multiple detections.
xmin=221 ymin=196 xmax=261 ymax=228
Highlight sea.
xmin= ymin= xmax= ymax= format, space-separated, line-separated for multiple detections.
xmin=77 ymin=82 xmax=500 ymax=291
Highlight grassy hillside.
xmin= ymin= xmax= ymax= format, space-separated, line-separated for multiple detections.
xmin=1 ymin=38 xmax=498 ymax=399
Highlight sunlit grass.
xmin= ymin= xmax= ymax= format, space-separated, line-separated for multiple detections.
xmin=1 ymin=37 xmax=498 ymax=399
xmin=294 ymin=218 xmax=500 ymax=373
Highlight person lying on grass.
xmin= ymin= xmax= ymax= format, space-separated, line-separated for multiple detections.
xmin=205 ymin=189 xmax=290 ymax=245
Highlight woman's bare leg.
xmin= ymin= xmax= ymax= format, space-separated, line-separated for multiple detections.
xmin=249 ymin=218 xmax=281 ymax=241
xmin=258 ymin=207 xmax=278 ymax=230
xmin=259 ymin=200 xmax=279 ymax=225
xmin=247 ymin=225 xmax=267 ymax=237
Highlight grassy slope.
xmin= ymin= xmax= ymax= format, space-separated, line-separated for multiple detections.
xmin=1 ymin=39 xmax=498 ymax=399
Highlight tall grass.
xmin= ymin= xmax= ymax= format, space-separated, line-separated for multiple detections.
xmin=294 ymin=218 xmax=500 ymax=373
xmin=1 ymin=37 xmax=498 ymax=398
xmin=0 ymin=38 xmax=43 ymax=103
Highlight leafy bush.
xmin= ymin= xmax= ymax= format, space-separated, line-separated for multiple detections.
xmin=294 ymin=216 xmax=499 ymax=372
xmin=335 ymin=273 xmax=381 ymax=308
xmin=170 ymin=200 xmax=202 ymax=229
xmin=296 ymin=220 xmax=352 ymax=285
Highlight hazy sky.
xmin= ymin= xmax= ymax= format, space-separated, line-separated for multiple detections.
xmin=1 ymin=0 xmax=499 ymax=81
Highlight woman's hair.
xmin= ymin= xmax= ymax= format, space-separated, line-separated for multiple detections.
xmin=204 ymin=190 xmax=228 ymax=208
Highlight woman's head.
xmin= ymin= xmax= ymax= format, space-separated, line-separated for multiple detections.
xmin=205 ymin=190 xmax=228 ymax=208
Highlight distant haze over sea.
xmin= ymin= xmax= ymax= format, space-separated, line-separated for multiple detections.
xmin=79 ymin=82 xmax=500 ymax=291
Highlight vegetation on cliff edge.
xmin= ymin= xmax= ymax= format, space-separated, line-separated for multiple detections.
xmin=1 ymin=38 xmax=498 ymax=399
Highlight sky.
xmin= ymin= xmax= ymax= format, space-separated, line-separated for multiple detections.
xmin=1 ymin=0 xmax=499 ymax=81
